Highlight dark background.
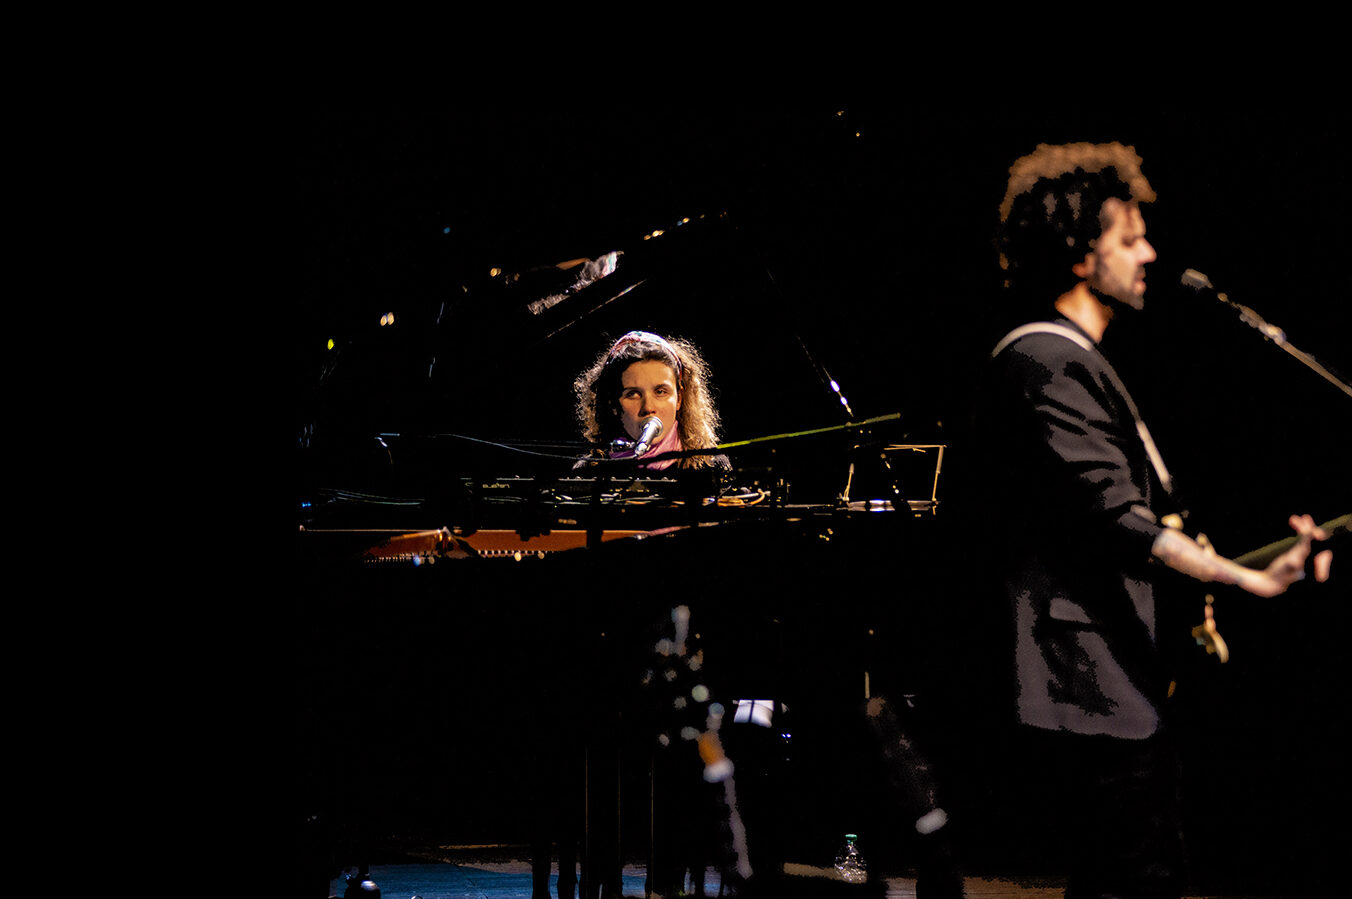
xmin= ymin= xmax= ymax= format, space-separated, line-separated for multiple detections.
xmin=298 ymin=98 xmax=1348 ymax=890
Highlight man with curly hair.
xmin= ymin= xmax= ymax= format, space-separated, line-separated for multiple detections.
xmin=976 ymin=142 xmax=1329 ymax=897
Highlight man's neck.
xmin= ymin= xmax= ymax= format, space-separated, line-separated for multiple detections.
xmin=1053 ymin=282 xmax=1113 ymax=343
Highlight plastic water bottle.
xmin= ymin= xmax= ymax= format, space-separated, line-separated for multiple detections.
xmin=834 ymin=833 xmax=867 ymax=883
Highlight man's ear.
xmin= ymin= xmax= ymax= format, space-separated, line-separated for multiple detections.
xmin=1072 ymin=250 xmax=1095 ymax=281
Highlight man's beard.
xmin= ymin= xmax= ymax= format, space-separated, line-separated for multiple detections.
xmin=1088 ymin=281 xmax=1145 ymax=315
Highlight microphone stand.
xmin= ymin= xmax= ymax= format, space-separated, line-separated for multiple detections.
xmin=1182 ymin=269 xmax=1351 ymax=399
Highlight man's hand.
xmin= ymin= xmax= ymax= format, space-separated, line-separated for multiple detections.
xmin=1250 ymin=514 xmax=1332 ymax=594
xmin=1152 ymin=513 xmax=1331 ymax=598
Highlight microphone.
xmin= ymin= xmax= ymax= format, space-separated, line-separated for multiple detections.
xmin=1181 ymin=269 xmax=1352 ymax=399
xmin=1180 ymin=269 xmax=1286 ymax=343
xmin=1180 ymin=268 xmax=1214 ymax=292
xmin=633 ymin=416 xmax=664 ymax=458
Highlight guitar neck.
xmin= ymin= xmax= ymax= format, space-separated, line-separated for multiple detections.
xmin=1232 ymin=513 xmax=1348 ymax=569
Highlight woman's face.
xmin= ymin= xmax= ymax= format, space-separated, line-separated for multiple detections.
xmin=617 ymin=359 xmax=681 ymax=441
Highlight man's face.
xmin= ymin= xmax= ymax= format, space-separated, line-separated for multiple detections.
xmin=1082 ymin=199 xmax=1157 ymax=310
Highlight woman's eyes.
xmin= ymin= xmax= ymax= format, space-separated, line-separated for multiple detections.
xmin=623 ymin=387 xmax=670 ymax=399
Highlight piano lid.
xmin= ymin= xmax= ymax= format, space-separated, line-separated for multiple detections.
xmin=301 ymin=106 xmax=955 ymax=511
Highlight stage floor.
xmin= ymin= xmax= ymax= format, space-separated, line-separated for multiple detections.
xmin=324 ymin=847 xmax=1288 ymax=899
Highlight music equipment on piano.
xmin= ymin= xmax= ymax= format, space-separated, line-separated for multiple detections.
xmin=301 ymin=439 xmax=945 ymax=569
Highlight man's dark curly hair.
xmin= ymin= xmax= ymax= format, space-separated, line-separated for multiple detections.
xmin=996 ymin=142 xmax=1155 ymax=297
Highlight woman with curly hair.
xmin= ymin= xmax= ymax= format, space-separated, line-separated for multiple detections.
xmin=574 ymin=330 xmax=729 ymax=471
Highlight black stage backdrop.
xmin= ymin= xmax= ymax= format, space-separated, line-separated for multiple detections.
xmin=297 ymin=99 xmax=1349 ymax=892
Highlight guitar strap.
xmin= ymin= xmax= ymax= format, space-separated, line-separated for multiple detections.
xmin=992 ymin=322 xmax=1175 ymax=502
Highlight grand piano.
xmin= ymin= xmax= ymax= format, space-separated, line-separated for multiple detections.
xmin=297 ymin=199 xmax=977 ymax=897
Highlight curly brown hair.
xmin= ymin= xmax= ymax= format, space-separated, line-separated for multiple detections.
xmin=574 ymin=330 xmax=725 ymax=469
xmin=997 ymin=142 xmax=1156 ymax=297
